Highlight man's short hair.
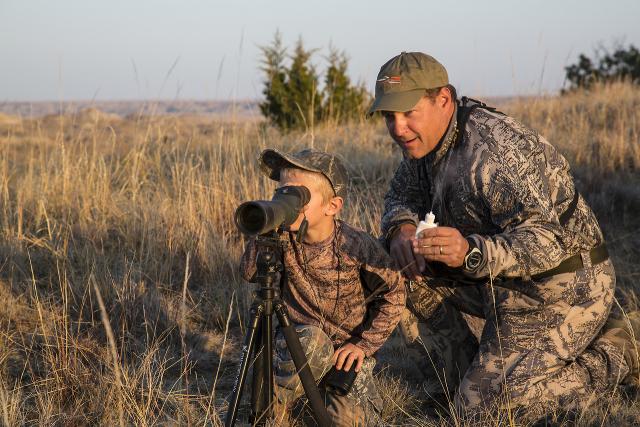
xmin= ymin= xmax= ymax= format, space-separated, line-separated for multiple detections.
xmin=424 ymin=84 xmax=457 ymax=103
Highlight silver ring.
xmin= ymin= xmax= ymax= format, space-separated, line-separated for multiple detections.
xmin=439 ymin=245 xmax=444 ymax=255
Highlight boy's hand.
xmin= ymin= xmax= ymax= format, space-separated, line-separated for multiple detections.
xmin=332 ymin=343 xmax=365 ymax=372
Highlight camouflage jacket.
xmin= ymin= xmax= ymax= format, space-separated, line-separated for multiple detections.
xmin=381 ymin=102 xmax=605 ymax=281
xmin=240 ymin=220 xmax=406 ymax=356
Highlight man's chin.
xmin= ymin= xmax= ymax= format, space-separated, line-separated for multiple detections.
xmin=404 ymin=148 xmax=428 ymax=159
xmin=397 ymin=141 xmax=427 ymax=159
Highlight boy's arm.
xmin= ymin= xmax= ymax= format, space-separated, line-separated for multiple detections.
xmin=239 ymin=236 xmax=258 ymax=283
xmin=348 ymin=241 xmax=406 ymax=357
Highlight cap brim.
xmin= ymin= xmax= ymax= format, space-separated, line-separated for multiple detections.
xmin=259 ymin=148 xmax=323 ymax=181
xmin=367 ymin=89 xmax=425 ymax=117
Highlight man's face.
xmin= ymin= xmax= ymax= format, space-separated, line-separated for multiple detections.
xmin=382 ymin=92 xmax=453 ymax=159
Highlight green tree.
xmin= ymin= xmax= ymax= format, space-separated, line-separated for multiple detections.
xmin=259 ymin=31 xmax=291 ymax=130
xmin=323 ymin=46 xmax=371 ymax=123
xmin=285 ymin=38 xmax=322 ymax=131
xmin=258 ymin=33 xmax=372 ymax=131
xmin=564 ymin=43 xmax=640 ymax=91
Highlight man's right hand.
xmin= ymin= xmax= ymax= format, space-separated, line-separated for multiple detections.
xmin=389 ymin=223 xmax=425 ymax=280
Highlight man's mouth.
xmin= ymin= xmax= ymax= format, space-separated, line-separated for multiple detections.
xmin=400 ymin=137 xmax=418 ymax=146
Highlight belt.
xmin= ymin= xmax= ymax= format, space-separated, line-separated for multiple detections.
xmin=531 ymin=244 xmax=609 ymax=281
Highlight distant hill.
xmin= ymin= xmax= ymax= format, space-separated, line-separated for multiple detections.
xmin=0 ymin=96 xmax=529 ymax=121
xmin=0 ymin=99 xmax=261 ymax=118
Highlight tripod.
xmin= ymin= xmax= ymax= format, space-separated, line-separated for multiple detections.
xmin=225 ymin=232 xmax=332 ymax=427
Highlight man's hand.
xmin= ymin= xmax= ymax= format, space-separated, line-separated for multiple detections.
xmin=413 ymin=226 xmax=469 ymax=268
xmin=390 ymin=223 xmax=425 ymax=280
xmin=332 ymin=343 xmax=365 ymax=372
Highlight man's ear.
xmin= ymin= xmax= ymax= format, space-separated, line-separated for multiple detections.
xmin=325 ymin=196 xmax=344 ymax=216
xmin=438 ymin=87 xmax=451 ymax=108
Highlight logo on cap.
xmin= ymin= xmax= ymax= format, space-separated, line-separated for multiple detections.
xmin=376 ymin=75 xmax=401 ymax=84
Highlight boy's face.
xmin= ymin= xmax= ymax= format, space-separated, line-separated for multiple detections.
xmin=278 ymin=172 xmax=332 ymax=232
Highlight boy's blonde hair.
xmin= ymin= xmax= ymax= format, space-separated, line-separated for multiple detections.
xmin=280 ymin=167 xmax=336 ymax=204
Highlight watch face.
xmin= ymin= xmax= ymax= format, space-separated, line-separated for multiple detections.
xmin=465 ymin=248 xmax=482 ymax=270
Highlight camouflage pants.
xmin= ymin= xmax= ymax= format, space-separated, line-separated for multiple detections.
xmin=399 ymin=258 xmax=627 ymax=420
xmin=274 ymin=324 xmax=383 ymax=426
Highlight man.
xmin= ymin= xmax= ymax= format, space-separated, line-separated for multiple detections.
xmin=369 ymin=51 xmax=639 ymax=420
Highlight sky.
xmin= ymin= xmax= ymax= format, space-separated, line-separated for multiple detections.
xmin=1 ymin=0 xmax=639 ymax=102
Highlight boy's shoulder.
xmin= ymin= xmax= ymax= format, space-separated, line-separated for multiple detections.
xmin=337 ymin=220 xmax=378 ymax=244
xmin=337 ymin=221 xmax=393 ymax=266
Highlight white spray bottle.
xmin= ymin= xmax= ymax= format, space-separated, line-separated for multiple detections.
xmin=415 ymin=211 xmax=437 ymax=238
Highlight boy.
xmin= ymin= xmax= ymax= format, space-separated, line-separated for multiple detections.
xmin=239 ymin=148 xmax=405 ymax=426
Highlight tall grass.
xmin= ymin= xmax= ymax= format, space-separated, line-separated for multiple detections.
xmin=0 ymin=82 xmax=638 ymax=425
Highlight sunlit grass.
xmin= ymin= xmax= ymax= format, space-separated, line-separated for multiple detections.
xmin=0 ymin=81 xmax=638 ymax=424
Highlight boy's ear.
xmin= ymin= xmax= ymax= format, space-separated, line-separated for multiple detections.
xmin=325 ymin=196 xmax=344 ymax=216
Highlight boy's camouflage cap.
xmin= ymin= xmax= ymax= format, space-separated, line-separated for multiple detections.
xmin=368 ymin=51 xmax=449 ymax=116
xmin=259 ymin=148 xmax=348 ymax=197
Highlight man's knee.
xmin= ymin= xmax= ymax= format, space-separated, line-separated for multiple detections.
xmin=398 ymin=302 xmax=478 ymax=394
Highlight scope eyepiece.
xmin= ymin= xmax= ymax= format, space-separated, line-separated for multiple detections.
xmin=234 ymin=185 xmax=311 ymax=235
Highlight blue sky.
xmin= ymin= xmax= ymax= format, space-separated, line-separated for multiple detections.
xmin=1 ymin=0 xmax=639 ymax=101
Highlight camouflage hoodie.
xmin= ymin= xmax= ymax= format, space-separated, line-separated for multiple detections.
xmin=381 ymin=103 xmax=605 ymax=281
xmin=240 ymin=220 xmax=405 ymax=356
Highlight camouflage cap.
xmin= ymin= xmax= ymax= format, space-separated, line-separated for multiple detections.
xmin=368 ymin=51 xmax=449 ymax=116
xmin=259 ymin=148 xmax=348 ymax=197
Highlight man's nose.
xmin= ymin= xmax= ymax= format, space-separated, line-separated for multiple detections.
xmin=389 ymin=113 xmax=407 ymax=136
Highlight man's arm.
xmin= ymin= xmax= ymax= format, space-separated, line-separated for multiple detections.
xmin=381 ymin=160 xmax=429 ymax=279
xmin=466 ymin=135 xmax=571 ymax=279
xmin=380 ymin=160 xmax=427 ymax=244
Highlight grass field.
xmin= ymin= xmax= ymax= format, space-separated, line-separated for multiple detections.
xmin=0 ymin=82 xmax=639 ymax=425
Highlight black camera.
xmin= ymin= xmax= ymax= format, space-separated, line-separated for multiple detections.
xmin=234 ymin=185 xmax=311 ymax=235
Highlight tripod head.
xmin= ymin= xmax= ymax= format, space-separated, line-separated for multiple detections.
xmin=253 ymin=231 xmax=289 ymax=302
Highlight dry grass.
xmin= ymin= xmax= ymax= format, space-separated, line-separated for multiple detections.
xmin=0 ymin=82 xmax=638 ymax=425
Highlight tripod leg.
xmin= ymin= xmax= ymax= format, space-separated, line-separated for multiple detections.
xmin=251 ymin=303 xmax=274 ymax=425
xmin=224 ymin=304 xmax=263 ymax=427
xmin=274 ymin=303 xmax=333 ymax=427
xmin=263 ymin=309 xmax=274 ymax=417
xmin=250 ymin=327 xmax=264 ymax=423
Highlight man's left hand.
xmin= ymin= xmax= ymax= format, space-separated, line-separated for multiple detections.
xmin=413 ymin=226 xmax=469 ymax=268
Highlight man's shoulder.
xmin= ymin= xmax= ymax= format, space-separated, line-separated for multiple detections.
xmin=466 ymin=103 xmax=537 ymax=144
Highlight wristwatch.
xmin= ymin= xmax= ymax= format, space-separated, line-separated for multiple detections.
xmin=463 ymin=238 xmax=483 ymax=272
